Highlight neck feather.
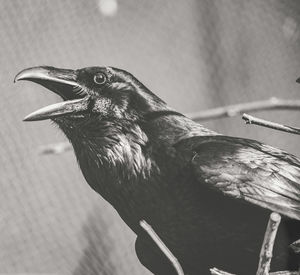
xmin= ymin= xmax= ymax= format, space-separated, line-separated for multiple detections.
xmin=56 ymin=117 xmax=157 ymax=185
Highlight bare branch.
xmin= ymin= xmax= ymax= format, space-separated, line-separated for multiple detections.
xmin=210 ymin=268 xmax=298 ymax=275
xmin=242 ymin=114 xmax=300 ymax=135
xmin=38 ymin=142 xmax=72 ymax=155
xmin=187 ymin=97 xmax=300 ymax=121
xmin=210 ymin=213 xmax=296 ymax=275
xmin=139 ymin=220 xmax=184 ymax=275
xmin=256 ymin=212 xmax=281 ymax=275
xmin=210 ymin=267 xmax=235 ymax=275
xmin=270 ymin=272 xmax=299 ymax=275
xmin=39 ymin=97 xmax=300 ymax=155
xmin=290 ymin=239 xmax=300 ymax=254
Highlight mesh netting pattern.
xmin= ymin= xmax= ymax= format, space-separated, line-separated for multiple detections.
xmin=1 ymin=0 xmax=300 ymax=274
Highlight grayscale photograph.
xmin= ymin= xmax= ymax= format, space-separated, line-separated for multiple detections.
xmin=2 ymin=1 xmax=300 ymax=274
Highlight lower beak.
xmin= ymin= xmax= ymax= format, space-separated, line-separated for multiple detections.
xmin=23 ymin=98 xmax=89 ymax=121
xmin=14 ymin=66 xmax=89 ymax=121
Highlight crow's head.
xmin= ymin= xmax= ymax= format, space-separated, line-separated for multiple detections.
xmin=15 ymin=66 xmax=169 ymax=125
xmin=15 ymin=66 xmax=179 ymax=179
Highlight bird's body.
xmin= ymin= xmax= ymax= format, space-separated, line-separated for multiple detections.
xmin=59 ymin=111 xmax=300 ymax=274
xmin=15 ymin=66 xmax=300 ymax=274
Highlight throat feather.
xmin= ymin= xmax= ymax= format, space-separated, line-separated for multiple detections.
xmin=71 ymin=122 xmax=155 ymax=183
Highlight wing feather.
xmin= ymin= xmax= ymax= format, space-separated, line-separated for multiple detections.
xmin=175 ymin=136 xmax=300 ymax=220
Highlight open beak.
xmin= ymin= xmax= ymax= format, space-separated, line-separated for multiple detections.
xmin=14 ymin=66 xmax=89 ymax=121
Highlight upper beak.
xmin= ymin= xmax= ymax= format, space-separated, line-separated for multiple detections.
xmin=15 ymin=66 xmax=89 ymax=121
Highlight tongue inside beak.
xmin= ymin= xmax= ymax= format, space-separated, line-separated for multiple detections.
xmin=14 ymin=66 xmax=89 ymax=121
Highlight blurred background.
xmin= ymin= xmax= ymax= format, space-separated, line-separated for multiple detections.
xmin=1 ymin=0 xmax=300 ymax=274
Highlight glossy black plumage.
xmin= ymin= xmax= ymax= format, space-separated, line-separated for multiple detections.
xmin=16 ymin=66 xmax=300 ymax=275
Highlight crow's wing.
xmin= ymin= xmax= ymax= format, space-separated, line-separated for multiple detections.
xmin=175 ymin=135 xmax=300 ymax=220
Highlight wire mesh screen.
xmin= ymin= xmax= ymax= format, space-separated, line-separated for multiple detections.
xmin=1 ymin=0 xmax=300 ymax=274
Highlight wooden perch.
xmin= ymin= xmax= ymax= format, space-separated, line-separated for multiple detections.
xmin=139 ymin=220 xmax=184 ymax=275
xmin=141 ymin=214 xmax=297 ymax=275
xmin=242 ymin=114 xmax=300 ymax=135
xmin=187 ymin=97 xmax=300 ymax=122
xmin=210 ymin=213 xmax=285 ymax=275
xmin=256 ymin=212 xmax=281 ymax=275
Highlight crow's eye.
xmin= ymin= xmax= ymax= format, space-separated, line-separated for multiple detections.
xmin=93 ymin=73 xmax=107 ymax=85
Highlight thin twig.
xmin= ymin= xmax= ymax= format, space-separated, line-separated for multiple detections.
xmin=139 ymin=220 xmax=184 ymax=275
xmin=187 ymin=97 xmax=300 ymax=121
xmin=210 ymin=267 xmax=235 ymax=275
xmin=270 ymin=272 xmax=299 ymax=275
xmin=290 ymin=239 xmax=300 ymax=254
xmin=242 ymin=114 xmax=300 ymax=135
xmin=38 ymin=142 xmax=72 ymax=155
xmin=209 ymin=268 xmax=298 ymax=275
xmin=256 ymin=212 xmax=281 ymax=275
